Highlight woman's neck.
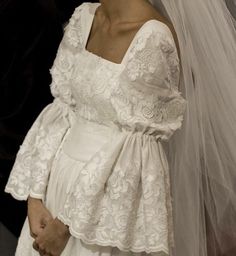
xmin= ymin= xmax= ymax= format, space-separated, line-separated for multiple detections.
xmin=99 ymin=0 xmax=150 ymax=24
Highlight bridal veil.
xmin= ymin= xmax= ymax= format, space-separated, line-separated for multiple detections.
xmin=149 ymin=0 xmax=236 ymax=255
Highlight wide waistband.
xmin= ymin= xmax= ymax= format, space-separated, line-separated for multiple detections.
xmin=62 ymin=118 xmax=122 ymax=162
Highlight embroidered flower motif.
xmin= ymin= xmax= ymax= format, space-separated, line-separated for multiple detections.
xmin=142 ymin=104 xmax=155 ymax=119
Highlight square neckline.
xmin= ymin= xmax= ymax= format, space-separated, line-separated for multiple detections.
xmin=83 ymin=3 xmax=166 ymax=66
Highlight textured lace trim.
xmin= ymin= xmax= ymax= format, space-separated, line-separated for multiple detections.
xmin=58 ymin=214 xmax=169 ymax=255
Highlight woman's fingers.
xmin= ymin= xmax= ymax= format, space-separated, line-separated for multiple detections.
xmin=38 ymin=248 xmax=47 ymax=256
xmin=32 ymin=218 xmax=70 ymax=256
xmin=30 ymin=230 xmax=37 ymax=239
xmin=41 ymin=214 xmax=53 ymax=228
xmin=29 ymin=225 xmax=44 ymax=239
xmin=32 ymin=241 xmax=39 ymax=251
xmin=33 ymin=241 xmax=50 ymax=256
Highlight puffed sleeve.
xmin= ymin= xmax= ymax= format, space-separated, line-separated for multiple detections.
xmin=57 ymin=22 xmax=186 ymax=254
xmin=114 ymin=20 xmax=186 ymax=140
xmin=4 ymin=4 xmax=87 ymax=200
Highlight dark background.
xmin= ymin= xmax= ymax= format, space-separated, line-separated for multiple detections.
xmin=0 ymin=0 xmax=97 ymax=238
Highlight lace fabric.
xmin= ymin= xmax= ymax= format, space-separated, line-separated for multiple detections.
xmin=5 ymin=2 xmax=186 ymax=254
xmin=58 ymin=130 xmax=174 ymax=254
xmin=4 ymin=99 xmax=75 ymax=200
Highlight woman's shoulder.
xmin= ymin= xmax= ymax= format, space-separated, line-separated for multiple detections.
xmin=131 ymin=19 xmax=176 ymax=53
xmin=147 ymin=15 xmax=179 ymax=55
xmin=139 ymin=4 xmax=179 ymax=53
xmin=135 ymin=19 xmax=179 ymax=59
xmin=72 ymin=2 xmax=99 ymax=16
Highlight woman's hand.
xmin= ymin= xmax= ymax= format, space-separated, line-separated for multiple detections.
xmin=33 ymin=218 xmax=71 ymax=256
xmin=27 ymin=196 xmax=53 ymax=239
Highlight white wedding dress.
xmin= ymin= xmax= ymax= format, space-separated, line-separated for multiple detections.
xmin=5 ymin=3 xmax=186 ymax=256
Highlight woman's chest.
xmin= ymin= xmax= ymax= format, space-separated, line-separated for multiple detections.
xmin=85 ymin=26 xmax=140 ymax=65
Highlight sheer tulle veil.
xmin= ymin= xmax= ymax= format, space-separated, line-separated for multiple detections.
xmin=149 ymin=0 xmax=236 ymax=255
